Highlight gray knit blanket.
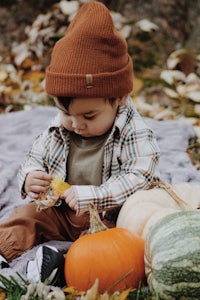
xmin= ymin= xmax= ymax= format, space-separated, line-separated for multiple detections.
xmin=0 ymin=106 xmax=200 ymax=279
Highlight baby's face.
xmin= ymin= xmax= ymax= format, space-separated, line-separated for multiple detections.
xmin=54 ymin=97 xmax=125 ymax=138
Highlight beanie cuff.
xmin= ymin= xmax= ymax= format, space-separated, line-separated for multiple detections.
xmin=45 ymin=56 xmax=133 ymax=98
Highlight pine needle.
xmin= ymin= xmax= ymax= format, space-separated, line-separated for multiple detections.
xmin=0 ymin=273 xmax=27 ymax=300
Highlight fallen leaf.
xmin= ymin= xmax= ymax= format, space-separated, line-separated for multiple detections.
xmin=21 ymin=57 xmax=36 ymax=69
xmin=135 ymin=19 xmax=159 ymax=32
xmin=80 ymin=279 xmax=99 ymax=300
xmin=160 ymin=70 xmax=185 ymax=85
xmin=12 ymin=42 xmax=32 ymax=66
xmin=0 ymin=291 xmax=6 ymax=300
xmin=64 ymin=286 xmax=77 ymax=294
xmin=115 ymin=288 xmax=131 ymax=300
xmin=0 ymin=69 xmax=8 ymax=81
xmin=164 ymin=87 xmax=179 ymax=99
xmin=187 ymin=91 xmax=200 ymax=103
xmin=132 ymin=77 xmax=143 ymax=95
xmin=59 ymin=0 xmax=79 ymax=16
xmin=23 ymin=70 xmax=45 ymax=83
xmin=166 ymin=49 xmax=196 ymax=74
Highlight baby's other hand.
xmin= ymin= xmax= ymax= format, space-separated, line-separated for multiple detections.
xmin=24 ymin=170 xmax=53 ymax=199
xmin=61 ymin=187 xmax=78 ymax=211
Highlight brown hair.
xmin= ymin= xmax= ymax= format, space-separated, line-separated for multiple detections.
xmin=56 ymin=97 xmax=117 ymax=111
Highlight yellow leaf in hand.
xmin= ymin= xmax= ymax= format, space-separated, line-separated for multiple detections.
xmin=50 ymin=175 xmax=71 ymax=198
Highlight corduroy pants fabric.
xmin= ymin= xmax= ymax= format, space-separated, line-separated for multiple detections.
xmin=0 ymin=202 xmax=92 ymax=261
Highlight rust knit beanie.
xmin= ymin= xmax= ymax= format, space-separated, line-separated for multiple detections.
xmin=45 ymin=1 xmax=133 ymax=98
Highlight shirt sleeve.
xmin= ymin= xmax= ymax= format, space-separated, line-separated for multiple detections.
xmin=17 ymin=132 xmax=48 ymax=198
xmin=74 ymin=126 xmax=160 ymax=215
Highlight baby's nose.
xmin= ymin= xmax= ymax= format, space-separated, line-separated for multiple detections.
xmin=71 ymin=117 xmax=86 ymax=130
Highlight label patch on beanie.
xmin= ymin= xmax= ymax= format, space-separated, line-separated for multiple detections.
xmin=86 ymin=74 xmax=93 ymax=89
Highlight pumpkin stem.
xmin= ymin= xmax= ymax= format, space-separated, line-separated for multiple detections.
xmin=87 ymin=203 xmax=108 ymax=234
xmin=150 ymin=180 xmax=192 ymax=211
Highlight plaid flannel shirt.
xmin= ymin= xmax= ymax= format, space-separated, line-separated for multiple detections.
xmin=18 ymin=97 xmax=160 ymax=218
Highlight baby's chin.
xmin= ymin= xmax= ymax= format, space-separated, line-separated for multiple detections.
xmin=69 ymin=129 xmax=108 ymax=138
xmin=78 ymin=133 xmax=97 ymax=139
xmin=71 ymin=130 xmax=93 ymax=138
xmin=79 ymin=133 xmax=106 ymax=139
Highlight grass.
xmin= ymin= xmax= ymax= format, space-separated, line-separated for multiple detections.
xmin=0 ymin=274 xmax=27 ymax=300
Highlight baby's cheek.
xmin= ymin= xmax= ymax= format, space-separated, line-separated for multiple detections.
xmin=62 ymin=119 xmax=72 ymax=131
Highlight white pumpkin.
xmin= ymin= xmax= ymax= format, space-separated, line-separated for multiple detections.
xmin=116 ymin=182 xmax=200 ymax=240
xmin=141 ymin=207 xmax=178 ymax=239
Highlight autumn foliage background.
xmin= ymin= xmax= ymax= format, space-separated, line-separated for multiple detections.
xmin=0 ymin=0 xmax=200 ymax=167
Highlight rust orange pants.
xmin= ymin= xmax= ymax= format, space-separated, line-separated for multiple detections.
xmin=0 ymin=202 xmax=92 ymax=261
xmin=0 ymin=202 xmax=115 ymax=261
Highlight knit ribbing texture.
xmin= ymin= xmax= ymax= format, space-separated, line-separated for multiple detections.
xmin=45 ymin=1 xmax=133 ymax=98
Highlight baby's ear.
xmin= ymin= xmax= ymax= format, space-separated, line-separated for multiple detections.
xmin=118 ymin=95 xmax=127 ymax=106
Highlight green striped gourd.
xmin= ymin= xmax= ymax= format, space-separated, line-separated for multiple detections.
xmin=145 ymin=210 xmax=200 ymax=300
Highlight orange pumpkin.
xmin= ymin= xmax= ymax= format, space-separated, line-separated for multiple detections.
xmin=64 ymin=204 xmax=145 ymax=294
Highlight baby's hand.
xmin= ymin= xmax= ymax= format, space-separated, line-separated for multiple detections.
xmin=24 ymin=170 xmax=53 ymax=199
xmin=61 ymin=187 xmax=78 ymax=211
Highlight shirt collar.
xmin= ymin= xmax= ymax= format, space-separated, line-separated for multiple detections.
xmin=111 ymin=96 xmax=134 ymax=135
